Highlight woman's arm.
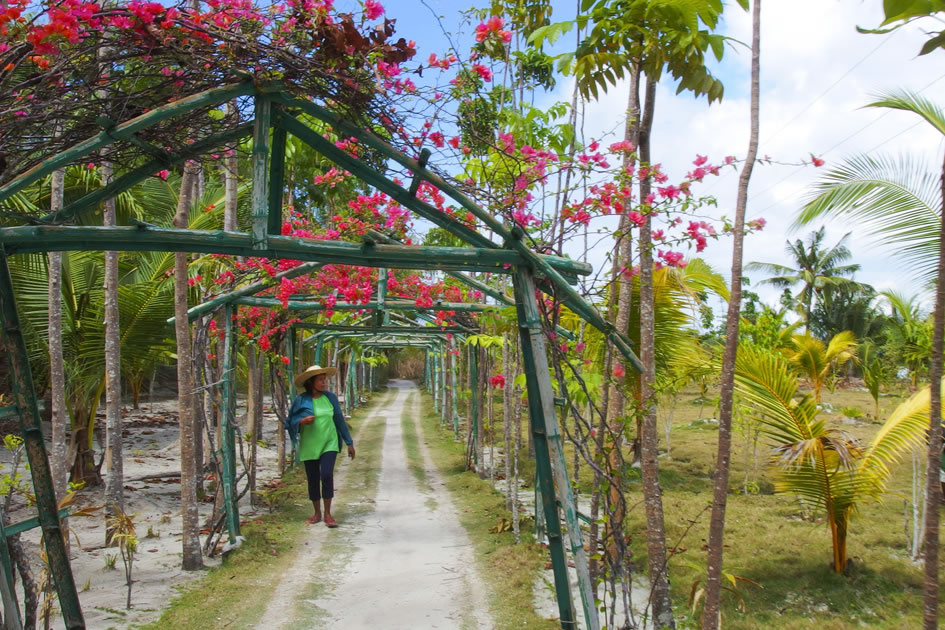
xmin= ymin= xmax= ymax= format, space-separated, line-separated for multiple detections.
xmin=287 ymin=395 xmax=314 ymax=443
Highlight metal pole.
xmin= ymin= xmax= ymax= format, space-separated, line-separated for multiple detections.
xmin=450 ymin=349 xmax=460 ymax=438
xmin=513 ymin=266 xmax=599 ymax=630
xmin=0 ymin=511 xmax=22 ymax=630
xmin=221 ymin=304 xmax=241 ymax=541
xmin=0 ymin=251 xmax=84 ymax=629
xmin=288 ymin=326 xmax=297 ymax=467
xmin=469 ymin=346 xmax=479 ymax=470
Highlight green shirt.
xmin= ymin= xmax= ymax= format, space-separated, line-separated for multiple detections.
xmin=298 ymin=395 xmax=339 ymax=461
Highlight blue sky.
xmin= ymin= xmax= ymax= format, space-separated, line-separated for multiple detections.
xmin=348 ymin=0 xmax=945 ymax=315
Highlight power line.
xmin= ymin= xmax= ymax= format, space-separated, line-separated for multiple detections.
xmin=748 ymin=70 xmax=945 ymax=213
xmin=760 ymin=29 xmax=898 ymax=147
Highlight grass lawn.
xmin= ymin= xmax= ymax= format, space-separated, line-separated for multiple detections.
xmin=468 ymin=380 xmax=944 ymax=628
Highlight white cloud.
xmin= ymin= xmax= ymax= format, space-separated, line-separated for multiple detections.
xmin=553 ymin=0 xmax=945 ymax=310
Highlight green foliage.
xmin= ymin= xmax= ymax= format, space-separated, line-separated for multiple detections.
xmin=747 ymin=226 xmax=862 ymax=328
xmin=252 ymin=480 xmax=295 ymax=513
xmin=531 ymin=0 xmax=728 ymax=102
xmin=787 ymin=331 xmax=858 ymax=403
xmin=465 ymin=334 xmax=505 ymax=348
xmin=841 ymin=406 xmax=864 ymax=419
xmin=734 ymin=347 xmax=929 ymax=573
xmin=798 ymin=91 xmax=945 ymax=284
xmin=859 ymin=1 xmax=945 ymax=56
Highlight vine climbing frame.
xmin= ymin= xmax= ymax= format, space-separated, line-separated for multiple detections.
xmin=0 ymin=81 xmax=643 ymax=630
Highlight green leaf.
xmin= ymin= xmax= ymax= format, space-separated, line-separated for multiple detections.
xmin=527 ymin=21 xmax=574 ymax=47
xmin=918 ymin=29 xmax=945 ymax=55
xmin=208 ymin=109 xmax=225 ymax=121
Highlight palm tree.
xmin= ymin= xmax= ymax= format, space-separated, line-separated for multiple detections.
xmin=808 ymin=282 xmax=884 ymax=344
xmin=796 ymin=90 xmax=945 ymax=625
xmin=788 ymin=331 xmax=858 ymax=403
xmin=883 ymin=291 xmax=932 ymax=389
xmin=735 ymin=346 xmax=929 ymax=573
xmin=746 ymin=226 xmax=861 ymax=329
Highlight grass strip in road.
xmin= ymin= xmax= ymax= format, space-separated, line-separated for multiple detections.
xmin=402 ymin=392 xmax=436 ymax=509
xmin=417 ymin=390 xmax=558 ymax=630
xmin=143 ymin=392 xmax=389 ymax=630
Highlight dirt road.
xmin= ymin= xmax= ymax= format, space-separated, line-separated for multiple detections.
xmin=260 ymin=380 xmax=493 ymax=629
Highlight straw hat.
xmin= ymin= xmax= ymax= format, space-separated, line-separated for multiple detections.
xmin=294 ymin=364 xmax=338 ymax=388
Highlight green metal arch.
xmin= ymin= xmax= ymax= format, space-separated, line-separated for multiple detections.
xmin=0 ymin=81 xmax=638 ymax=630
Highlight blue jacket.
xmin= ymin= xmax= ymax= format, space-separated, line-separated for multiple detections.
xmin=287 ymin=390 xmax=353 ymax=450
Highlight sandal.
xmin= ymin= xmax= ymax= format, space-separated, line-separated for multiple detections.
xmin=324 ymin=515 xmax=338 ymax=528
xmin=307 ymin=514 xmax=322 ymax=525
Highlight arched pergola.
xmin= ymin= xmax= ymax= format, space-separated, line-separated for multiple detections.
xmin=0 ymin=80 xmax=642 ymax=630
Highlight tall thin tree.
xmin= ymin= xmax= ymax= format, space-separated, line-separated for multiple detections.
xmin=174 ymin=164 xmax=204 ymax=570
xmin=48 ymin=168 xmax=68 ymax=532
xmin=703 ymin=0 xmax=760 ymax=626
xmin=102 ymin=160 xmax=124 ymax=545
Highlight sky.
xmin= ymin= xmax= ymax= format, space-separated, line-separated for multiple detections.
xmin=347 ymin=0 xmax=945 ymax=315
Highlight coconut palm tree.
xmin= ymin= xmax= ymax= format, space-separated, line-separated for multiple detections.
xmin=735 ymin=346 xmax=929 ymax=573
xmin=746 ymin=226 xmax=861 ymax=329
xmin=787 ymin=330 xmax=858 ymax=403
xmin=883 ymin=291 xmax=932 ymax=389
xmin=797 ymin=90 xmax=945 ymax=624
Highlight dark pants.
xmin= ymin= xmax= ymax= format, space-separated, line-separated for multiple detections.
xmin=303 ymin=451 xmax=338 ymax=502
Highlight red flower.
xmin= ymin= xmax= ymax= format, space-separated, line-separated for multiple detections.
xmin=810 ymin=154 xmax=825 ymax=167
xmin=490 ymin=374 xmax=506 ymax=388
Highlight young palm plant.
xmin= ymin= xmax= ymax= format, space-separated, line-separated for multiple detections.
xmin=787 ymin=330 xmax=858 ymax=403
xmin=735 ymin=346 xmax=928 ymax=573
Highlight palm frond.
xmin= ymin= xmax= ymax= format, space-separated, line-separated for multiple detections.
xmin=797 ymin=154 xmax=940 ymax=282
xmin=859 ymin=378 xmax=941 ymax=492
xmin=867 ymin=89 xmax=945 ymax=137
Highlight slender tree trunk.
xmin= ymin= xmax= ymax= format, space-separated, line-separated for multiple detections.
xmin=48 ymin=168 xmax=68 ymax=552
xmin=224 ymin=107 xmax=239 ymax=234
xmin=102 ymin=160 xmax=124 ymax=545
xmin=174 ymin=165 xmax=203 ymax=571
xmin=703 ymin=1 xmax=761 ymax=626
xmin=637 ymin=77 xmax=673 ymax=628
xmin=601 ymin=70 xmax=643 ymax=577
xmin=922 ymin=141 xmax=945 ymax=630
xmin=247 ymin=345 xmax=262 ymax=506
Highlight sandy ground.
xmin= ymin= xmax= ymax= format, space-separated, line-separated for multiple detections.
xmin=261 ymin=380 xmax=493 ymax=630
xmin=5 ymin=396 xmax=285 ymax=629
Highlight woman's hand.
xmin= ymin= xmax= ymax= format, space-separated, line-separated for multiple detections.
xmin=299 ymin=415 xmax=314 ymax=426
xmin=347 ymin=445 xmax=356 ymax=460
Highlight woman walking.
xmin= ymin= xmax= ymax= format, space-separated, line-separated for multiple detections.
xmin=288 ymin=364 xmax=355 ymax=527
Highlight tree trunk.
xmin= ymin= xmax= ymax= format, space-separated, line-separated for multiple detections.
xmin=102 ymin=160 xmax=124 ymax=546
xmin=247 ymin=345 xmax=262 ymax=506
xmin=224 ymin=106 xmax=239 ymax=233
xmin=922 ymin=131 xmax=945 ymax=630
xmin=703 ymin=1 xmax=761 ymax=627
xmin=174 ymin=165 xmax=204 ymax=571
xmin=48 ymin=169 xmax=68 ymax=513
xmin=637 ymin=76 xmax=674 ymax=628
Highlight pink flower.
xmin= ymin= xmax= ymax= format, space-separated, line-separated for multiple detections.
xmin=472 ymin=64 xmax=492 ymax=81
xmin=693 ymin=154 xmax=708 ymax=166
xmin=608 ymin=140 xmax=635 ymax=154
xmin=363 ymin=0 xmax=384 ymax=19
xmin=475 ymin=16 xmax=511 ymax=43
xmin=613 ymin=364 xmax=625 ymax=378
